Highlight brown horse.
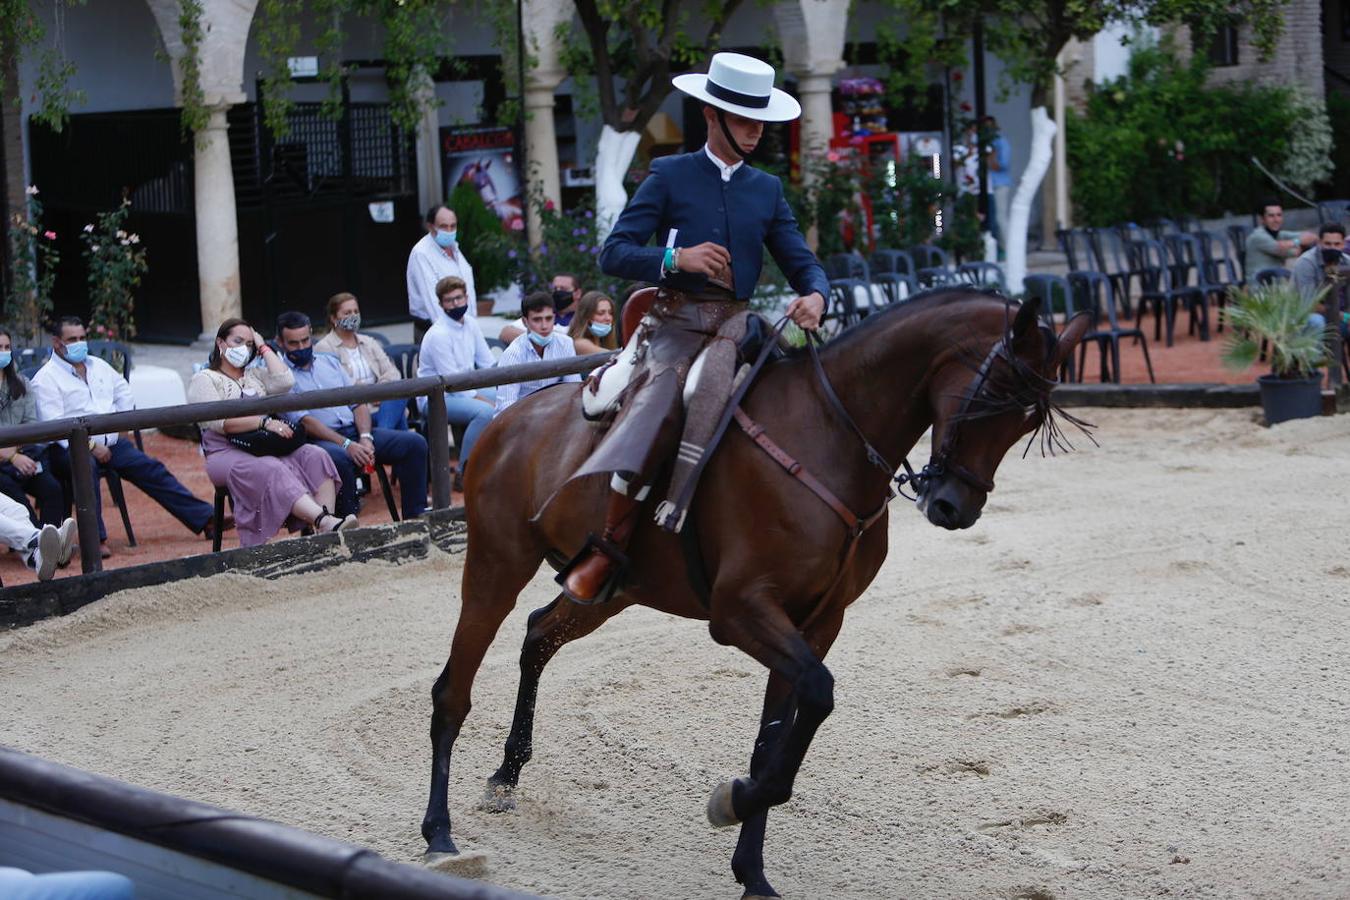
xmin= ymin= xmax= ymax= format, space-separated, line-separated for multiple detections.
xmin=421 ymin=289 xmax=1090 ymax=897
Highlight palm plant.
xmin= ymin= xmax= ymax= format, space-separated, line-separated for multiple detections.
xmin=1222 ymin=281 xmax=1328 ymax=379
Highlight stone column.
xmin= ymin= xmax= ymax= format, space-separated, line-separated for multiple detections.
xmin=796 ymin=72 xmax=836 ymax=162
xmin=194 ymin=105 xmax=243 ymax=336
xmin=414 ymin=70 xmax=443 ymax=214
xmin=523 ymin=77 xmax=563 ymax=244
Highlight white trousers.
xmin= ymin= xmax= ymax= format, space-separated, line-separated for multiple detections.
xmin=0 ymin=491 xmax=38 ymax=552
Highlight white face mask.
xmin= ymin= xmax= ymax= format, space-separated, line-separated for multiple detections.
xmin=223 ymin=344 xmax=252 ymax=368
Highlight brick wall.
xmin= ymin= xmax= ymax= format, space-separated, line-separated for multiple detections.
xmin=1173 ymin=0 xmax=1325 ymax=97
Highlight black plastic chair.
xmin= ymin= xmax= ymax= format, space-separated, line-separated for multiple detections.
xmin=825 ymin=252 xmax=870 ymax=281
xmin=364 ymin=330 xmax=391 ymax=348
xmin=870 ymin=249 xmax=916 ymax=279
xmin=956 ymin=261 xmax=1006 ymax=292
xmin=908 ymin=244 xmax=954 ymax=286
xmin=1067 ymin=271 xmax=1154 ymax=384
xmin=99 ymin=464 xmax=137 ymax=546
xmin=1055 ymin=228 xmax=1095 ymax=272
xmin=1134 ymin=238 xmax=1208 ymax=346
xmin=1021 ymin=274 xmax=1076 ymax=381
xmin=1191 ymin=229 xmax=1242 ymax=331
xmin=1088 ymin=227 xmax=1141 ymax=319
xmin=384 ymin=342 xmax=422 ymax=433
xmin=1227 ymin=224 xmax=1252 ymax=283
xmin=872 ymin=272 xmax=918 ymax=305
xmin=823 ymin=278 xmax=867 ymax=337
xmin=211 ymin=485 xmax=234 ymax=553
xmin=1318 ymin=199 xmax=1350 ymax=225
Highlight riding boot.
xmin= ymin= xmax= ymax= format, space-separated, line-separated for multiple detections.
xmin=562 ymin=490 xmax=642 ymax=602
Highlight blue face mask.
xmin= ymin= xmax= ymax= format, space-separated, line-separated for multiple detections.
xmin=589 ymin=322 xmax=612 ymax=338
xmin=528 ymin=331 xmax=553 ymax=348
xmin=63 ymin=341 xmax=89 ymax=364
xmin=0 ymin=351 xmax=10 ymax=369
xmin=286 ymin=346 xmax=314 ymax=368
xmin=434 ymin=230 xmax=457 ymax=249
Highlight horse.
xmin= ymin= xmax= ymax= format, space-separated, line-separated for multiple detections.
xmin=421 ymin=288 xmax=1090 ymax=897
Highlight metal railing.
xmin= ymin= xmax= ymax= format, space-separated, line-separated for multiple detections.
xmin=0 ymin=352 xmax=614 ymax=576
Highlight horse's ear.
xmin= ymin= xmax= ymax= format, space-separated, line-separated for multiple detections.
xmin=1051 ymin=312 xmax=1093 ymax=371
xmin=1011 ymin=297 xmax=1041 ymax=351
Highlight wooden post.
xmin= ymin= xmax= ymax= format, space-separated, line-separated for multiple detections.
xmin=67 ymin=427 xmax=102 ymax=574
xmin=425 ymin=387 xmax=452 ymax=511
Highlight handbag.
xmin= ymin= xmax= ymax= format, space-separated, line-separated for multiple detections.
xmin=227 ymin=420 xmax=308 ymax=457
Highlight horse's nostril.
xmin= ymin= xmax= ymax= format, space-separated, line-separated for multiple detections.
xmin=930 ymin=498 xmax=958 ymax=525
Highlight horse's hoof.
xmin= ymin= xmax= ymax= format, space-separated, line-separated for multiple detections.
xmin=480 ymin=781 xmax=517 ymax=813
xmin=706 ymin=778 xmax=742 ymax=828
xmin=422 ymin=848 xmax=489 ymax=878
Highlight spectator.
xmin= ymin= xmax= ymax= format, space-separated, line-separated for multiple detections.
xmin=276 ymin=311 xmax=428 ymax=520
xmin=499 ymin=272 xmax=583 ymax=343
xmin=407 ymin=204 xmax=476 ymax=344
xmin=494 ymin=291 xmax=582 ymax=416
xmin=567 ymin=290 xmax=619 ymax=355
xmin=314 ymin=292 xmax=406 ymax=430
xmin=0 ymin=491 xmax=72 ymax=581
xmin=34 ymin=316 xmax=220 ymax=558
xmin=0 ymin=327 xmax=65 ymax=527
xmin=1245 ymin=201 xmax=1315 ymax=276
xmin=1290 ymin=222 xmax=1350 ymax=340
xmin=417 ymin=276 xmax=496 ymax=489
xmin=188 ymin=318 xmax=353 ymax=547
xmin=983 ymin=116 xmax=1012 ymax=252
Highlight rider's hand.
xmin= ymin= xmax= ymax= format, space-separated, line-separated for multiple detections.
xmin=677 ymin=242 xmax=731 ymax=278
xmin=787 ymin=292 xmax=825 ymax=331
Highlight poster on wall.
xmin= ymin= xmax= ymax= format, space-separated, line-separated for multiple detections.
xmin=440 ymin=126 xmax=525 ymax=233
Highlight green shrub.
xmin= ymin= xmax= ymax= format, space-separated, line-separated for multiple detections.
xmin=447 ymin=181 xmax=511 ymax=295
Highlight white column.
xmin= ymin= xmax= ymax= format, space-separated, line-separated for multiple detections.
xmin=194 ymin=106 xmax=242 ymax=337
xmin=524 ymin=78 xmax=562 ymax=245
xmin=796 ymin=72 xmax=835 ymax=162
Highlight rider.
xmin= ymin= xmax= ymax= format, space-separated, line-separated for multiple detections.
xmin=561 ymin=51 xmax=829 ymax=603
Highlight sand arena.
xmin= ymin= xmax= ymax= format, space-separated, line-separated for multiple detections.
xmin=2 ymin=408 xmax=1347 ymax=899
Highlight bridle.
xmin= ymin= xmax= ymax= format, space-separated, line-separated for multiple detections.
xmin=807 ymin=324 xmax=1056 ymax=503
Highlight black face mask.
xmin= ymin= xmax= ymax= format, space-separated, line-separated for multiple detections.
xmin=286 ymin=346 xmax=314 ymax=368
xmin=552 ymin=290 xmax=573 ymax=310
xmin=1322 ymin=247 xmax=1344 ymax=266
xmin=446 ymin=305 xmax=468 ymax=321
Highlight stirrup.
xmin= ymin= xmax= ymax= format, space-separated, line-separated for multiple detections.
xmin=555 ymin=532 xmax=630 ymax=606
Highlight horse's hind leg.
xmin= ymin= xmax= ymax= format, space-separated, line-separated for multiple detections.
xmin=730 ymin=673 xmax=795 ymax=900
xmin=422 ymin=535 xmax=541 ymax=865
xmin=483 ymin=594 xmax=620 ymax=811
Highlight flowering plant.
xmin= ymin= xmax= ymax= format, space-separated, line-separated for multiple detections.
xmin=510 ymin=186 xmax=624 ymax=299
xmin=5 ymin=186 xmax=60 ymax=347
xmin=80 ymin=197 xmax=147 ymax=341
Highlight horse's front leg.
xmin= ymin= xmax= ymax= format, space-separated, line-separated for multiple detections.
xmin=730 ymin=673 xmax=795 ymax=900
xmin=706 ymin=595 xmax=846 ymax=830
xmin=483 ymin=594 xmax=620 ymax=810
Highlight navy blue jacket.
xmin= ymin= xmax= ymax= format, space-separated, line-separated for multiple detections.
xmin=599 ymin=150 xmax=829 ymax=302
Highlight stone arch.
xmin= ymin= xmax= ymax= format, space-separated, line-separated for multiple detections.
xmin=144 ymin=0 xmax=258 ymax=106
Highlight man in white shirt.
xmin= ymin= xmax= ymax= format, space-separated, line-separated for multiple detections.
xmin=0 ymin=490 xmax=74 ymax=581
xmin=417 ymin=276 xmax=496 ymax=485
xmin=494 ymin=292 xmax=581 ymax=416
xmin=33 ymin=317 xmax=218 ymax=557
xmin=407 ymin=205 xmax=477 ymax=344
xmin=498 ymin=272 xmax=583 ymax=343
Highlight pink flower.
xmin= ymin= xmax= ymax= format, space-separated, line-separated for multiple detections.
xmin=43 ymin=230 xmax=56 ymax=240
xmin=827 ymin=151 xmax=839 ymax=162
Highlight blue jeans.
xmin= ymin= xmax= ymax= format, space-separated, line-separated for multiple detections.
xmin=313 ymin=426 xmax=428 ymax=519
xmin=440 ymin=390 xmax=496 ymax=467
xmin=49 ymin=439 xmax=213 ymax=540
xmin=372 ymin=399 xmax=408 ymax=430
xmin=0 ymin=868 xmax=134 ymax=899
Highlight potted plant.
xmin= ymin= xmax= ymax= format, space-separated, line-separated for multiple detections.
xmin=1222 ymin=280 xmax=1328 ymax=425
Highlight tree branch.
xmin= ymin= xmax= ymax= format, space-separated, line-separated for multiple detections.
xmin=574 ymin=0 xmax=622 ymax=128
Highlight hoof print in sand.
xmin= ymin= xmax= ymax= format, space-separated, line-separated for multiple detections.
xmin=1008 ymin=889 xmax=1056 ymax=900
xmin=979 ymin=810 xmax=1068 ymax=831
xmin=967 ymin=700 xmax=1055 ymax=721
xmin=917 ymin=758 xmax=991 ymax=778
xmin=945 ymin=665 xmax=983 ymax=678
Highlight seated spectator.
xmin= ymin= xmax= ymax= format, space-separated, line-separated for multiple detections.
xmin=0 ymin=490 xmax=73 ymax=581
xmin=314 ymin=292 xmax=406 ymax=430
xmin=499 ymin=272 xmax=583 ymax=343
xmin=0 ymin=326 xmax=65 ymax=528
xmin=417 ymin=275 xmax=496 ymax=488
xmin=187 ymin=318 xmax=353 ymax=546
xmin=567 ymin=290 xmax=620 ymax=355
xmin=1245 ymin=201 xmax=1315 ymax=276
xmin=276 ymin=311 xmax=428 ymax=520
xmin=34 ymin=316 xmax=220 ymax=558
xmin=495 ymin=291 xmax=582 ymax=416
xmin=1291 ymin=222 xmax=1350 ymax=338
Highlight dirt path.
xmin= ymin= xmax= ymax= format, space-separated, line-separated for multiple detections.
xmin=3 ymin=409 xmax=1347 ymax=899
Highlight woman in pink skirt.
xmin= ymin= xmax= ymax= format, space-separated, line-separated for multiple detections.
xmin=187 ymin=318 xmax=355 ymax=547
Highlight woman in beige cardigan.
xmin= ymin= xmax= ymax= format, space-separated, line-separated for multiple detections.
xmin=188 ymin=318 xmax=353 ymax=547
xmin=314 ymin=292 xmax=406 ymax=429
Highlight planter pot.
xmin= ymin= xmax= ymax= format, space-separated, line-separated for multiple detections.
xmin=476 ymin=299 xmax=496 ymax=318
xmin=1257 ymin=374 xmax=1322 ymax=425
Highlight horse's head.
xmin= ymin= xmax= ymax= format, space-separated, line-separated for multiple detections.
xmin=917 ymin=297 xmax=1090 ymax=529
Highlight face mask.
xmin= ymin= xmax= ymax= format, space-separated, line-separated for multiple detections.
xmin=286 ymin=346 xmax=314 ymax=368
xmin=223 ymin=344 xmax=253 ymax=368
xmin=0 ymin=351 xmax=10 ymax=369
xmin=528 ymin=331 xmax=553 ymax=348
xmin=446 ymin=305 xmax=468 ymax=322
xmin=434 ymin=230 xmax=457 ymax=248
xmin=552 ymin=290 xmax=573 ymax=309
xmin=63 ymin=341 xmax=89 ymax=364
xmin=589 ymin=322 xmax=612 ymax=338
xmin=336 ymin=313 xmax=361 ymax=331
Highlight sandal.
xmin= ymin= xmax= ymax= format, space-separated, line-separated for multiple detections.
xmin=314 ymin=507 xmax=357 ymax=534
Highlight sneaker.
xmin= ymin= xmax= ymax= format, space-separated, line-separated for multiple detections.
xmin=56 ymin=518 xmax=77 ymax=567
xmin=24 ymin=525 xmax=61 ymax=581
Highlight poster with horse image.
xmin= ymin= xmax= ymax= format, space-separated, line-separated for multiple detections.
xmin=440 ymin=126 xmax=525 ymax=233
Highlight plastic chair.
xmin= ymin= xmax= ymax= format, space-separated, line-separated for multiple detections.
xmin=823 ymin=278 xmax=866 ymax=337
xmin=1088 ymin=228 xmax=1140 ymax=319
xmin=1318 ymin=199 xmax=1350 ymax=225
xmin=956 ymin=261 xmax=1005 ymax=292
xmin=363 ymin=330 xmax=392 ymax=348
xmin=1021 ymin=274 xmax=1076 ymax=381
xmin=825 ymin=252 xmax=870 ymax=281
xmin=384 ymin=342 xmax=422 ymax=433
xmin=908 ymin=244 xmax=954 ymax=287
xmin=1192 ymin=229 xmax=1242 ymax=331
xmin=870 ymin=249 xmax=916 ymax=278
xmin=98 ymin=463 xmax=137 ymax=547
xmin=1227 ymin=224 xmax=1252 ymax=283
xmin=1067 ymin=271 xmax=1154 ymax=384
xmin=211 ymin=485 xmax=234 ymax=552
xmin=1055 ymin=228 xmax=1095 ymax=273
xmin=872 ymin=272 xmax=918 ymax=305
xmin=1134 ymin=238 xmax=1209 ymax=346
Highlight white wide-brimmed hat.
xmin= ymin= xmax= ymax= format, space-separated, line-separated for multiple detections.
xmin=672 ymin=52 xmax=801 ymax=122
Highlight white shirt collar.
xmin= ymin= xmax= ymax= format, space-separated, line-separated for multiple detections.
xmin=703 ymin=144 xmax=743 ymax=183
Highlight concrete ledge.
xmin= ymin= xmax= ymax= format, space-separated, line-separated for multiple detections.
xmin=1055 ymin=382 xmax=1259 ymax=408
xmin=0 ymin=509 xmax=467 ymax=630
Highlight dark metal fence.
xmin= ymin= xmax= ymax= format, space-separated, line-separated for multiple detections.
xmin=0 ymin=352 xmax=613 ymax=576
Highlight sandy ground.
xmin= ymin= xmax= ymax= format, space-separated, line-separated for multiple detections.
xmin=2 ymin=408 xmax=1348 ymax=899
